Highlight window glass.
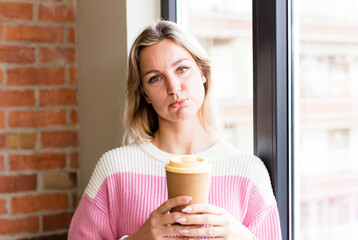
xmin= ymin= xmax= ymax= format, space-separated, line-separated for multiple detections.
xmin=177 ymin=0 xmax=253 ymax=153
xmin=296 ymin=0 xmax=358 ymax=239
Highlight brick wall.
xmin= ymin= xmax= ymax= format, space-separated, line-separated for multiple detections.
xmin=0 ymin=0 xmax=78 ymax=239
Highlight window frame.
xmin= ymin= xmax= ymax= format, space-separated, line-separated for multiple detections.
xmin=161 ymin=0 xmax=293 ymax=239
xmin=252 ymin=0 xmax=292 ymax=239
xmin=161 ymin=0 xmax=177 ymax=22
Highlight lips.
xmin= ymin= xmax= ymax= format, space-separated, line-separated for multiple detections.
xmin=170 ymin=98 xmax=188 ymax=108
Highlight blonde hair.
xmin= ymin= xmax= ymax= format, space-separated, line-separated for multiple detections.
xmin=123 ymin=20 xmax=221 ymax=144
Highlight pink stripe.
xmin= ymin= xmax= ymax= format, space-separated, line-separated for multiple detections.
xmin=69 ymin=173 xmax=281 ymax=239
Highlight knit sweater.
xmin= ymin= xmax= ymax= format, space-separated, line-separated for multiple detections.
xmin=68 ymin=139 xmax=282 ymax=240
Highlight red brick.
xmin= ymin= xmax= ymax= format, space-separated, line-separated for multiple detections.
xmin=41 ymin=131 xmax=78 ymax=148
xmin=39 ymin=4 xmax=75 ymax=22
xmin=46 ymin=0 xmax=72 ymax=2
xmin=0 ymin=46 xmax=35 ymax=63
xmin=40 ymin=88 xmax=77 ymax=106
xmin=0 ymin=89 xmax=35 ymax=107
xmin=42 ymin=171 xmax=77 ymax=189
xmin=0 ymin=216 xmax=39 ymax=234
xmin=6 ymin=25 xmax=64 ymax=43
xmin=43 ymin=212 xmax=73 ymax=231
xmin=10 ymin=109 xmax=66 ymax=127
xmin=0 ymin=133 xmax=38 ymax=150
xmin=68 ymin=26 xmax=75 ymax=43
xmin=40 ymin=47 xmax=75 ymax=63
xmin=0 ymin=198 xmax=6 ymax=214
xmin=0 ymin=2 xmax=33 ymax=20
xmin=23 ymin=233 xmax=68 ymax=240
xmin=70 ymin=151 xmax=78 ymax=168
xmin=9 ymin=153 xmax=66 ymax=171
xmin=6 ymin=132 xmax=37 ymax=149
xmin=0 ymin=175 xmax=36 ymax=193
xmin=0 ymin=111 xmax=4 ymax=128
xmin=12 ymin=193 xmax=69 ymax=213
xmin=69 ymin=67 xmax=76 ymax=84
xmin=0 ymin=134 xmax=5 ymax=148
xmin=0 ymin=155 xmax=4 ymax=171
xmin=0 ymin=133 xmax=37 ymax=149
xmin=70 ymin=109 xmax=77 ymax=125
xmin=72 ymin=192 xmax=78 ymax=208
xmin=0 ymin=24 xmax=2 ymax=40
xmin=7 ymin=67 xmax=65 ymax=86
xmin=0 ymin=69 xmax=3 ymax=84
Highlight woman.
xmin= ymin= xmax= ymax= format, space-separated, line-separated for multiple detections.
xmin=69 ymin=20 xmax=282 ymax=240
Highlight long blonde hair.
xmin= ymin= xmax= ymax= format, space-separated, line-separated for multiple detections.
xmin=123 ymin=20 xmax=221 ymax=144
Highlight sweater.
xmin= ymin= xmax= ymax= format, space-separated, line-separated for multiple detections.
xmin=68 ymin=139 xmax=282 ymax=239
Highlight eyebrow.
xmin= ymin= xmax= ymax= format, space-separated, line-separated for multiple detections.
xmin=143 ymin=58 xmax=190 ymax=77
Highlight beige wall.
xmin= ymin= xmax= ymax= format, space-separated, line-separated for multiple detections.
xmin=77 ymin=0 xmax=160 ymax=193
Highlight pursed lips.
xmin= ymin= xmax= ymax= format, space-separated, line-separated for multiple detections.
xmin=170 ymin=98 xmax=188 ymax=108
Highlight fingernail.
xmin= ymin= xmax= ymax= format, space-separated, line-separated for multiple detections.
xmin=176 ymin=217 xmax=187 ymax=223
xmin=182 ymin=196 xmax=192 ymax=202
xmin=179 ymin=229 xmax=189 ymax=234
xmin=181 ymin=206 xmax=192 ymax=212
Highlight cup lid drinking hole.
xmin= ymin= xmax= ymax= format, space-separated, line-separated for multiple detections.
xmin=165 ymin=155 xmax=212 ymax=174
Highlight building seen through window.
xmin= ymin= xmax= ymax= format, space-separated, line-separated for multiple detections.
xmin=297 ymin=0 xmax=358 ymax=238
xmin=177 ymin=0 xmax=253 ymax=154
xmin=178 ymin=0 xmax=358 ymax=239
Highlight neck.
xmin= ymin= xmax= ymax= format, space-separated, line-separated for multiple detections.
xmin=151 ymin=117 xmax=217 ymax=155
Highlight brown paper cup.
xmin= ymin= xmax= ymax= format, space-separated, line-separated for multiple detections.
xmin=165 ymin=155 xmax=212 ymax=212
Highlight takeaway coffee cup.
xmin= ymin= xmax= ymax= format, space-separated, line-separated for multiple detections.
xmin=165 ymin=155 xmax=212 ymax=212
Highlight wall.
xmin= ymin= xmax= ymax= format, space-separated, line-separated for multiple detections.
xmin=0 ymin=0 xmax=78 ymax=239
xmin=77 ymin=0 xmax=160 ymax=193
xmin=0 ymin=0 xmax=160 ymax=238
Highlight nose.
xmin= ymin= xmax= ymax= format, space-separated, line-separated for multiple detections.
xmin=166 ymin=74 xmax=182 ymax=95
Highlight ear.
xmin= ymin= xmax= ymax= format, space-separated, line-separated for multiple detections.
xmin=200 ymin=68 xmax=207 ymax=84
xmin=141 ymin=89 xmax=151 ymax=104
xmin=201 ymin=73 xmax=207 ymax=84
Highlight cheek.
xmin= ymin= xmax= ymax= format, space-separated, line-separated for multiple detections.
xmin=186 ymin=71 xmax=204 ymax=89
xmin=189 ymin=81 xmax=206 ymax=104
xmin=191 ymin=77 xmax=205 ymax=94
xmin=145 ymin=90 xmax=165 ymax=106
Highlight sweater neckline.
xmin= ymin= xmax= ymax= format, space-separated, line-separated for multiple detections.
xmin=138 ymin=138 xmax=228 ymax=164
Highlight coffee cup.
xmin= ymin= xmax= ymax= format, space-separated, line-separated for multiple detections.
xmin=165 ymin=155 xmax=212 ymax=212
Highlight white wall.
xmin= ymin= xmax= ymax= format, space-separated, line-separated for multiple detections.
xmin=126 ymin=0 xmax=161 ymax=52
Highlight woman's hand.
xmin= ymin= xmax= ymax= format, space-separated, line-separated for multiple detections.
xmin=177 ymin=203 xmax=256 ymax=240
xmin=126 ymin=196 xmax=198 ymax=240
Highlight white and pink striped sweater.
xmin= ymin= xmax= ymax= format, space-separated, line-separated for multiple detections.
xmin=68 ymin=139 xmax=282 ymax=239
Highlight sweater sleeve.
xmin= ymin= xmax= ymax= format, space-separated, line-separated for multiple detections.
xmin=239 ymin=154 xmax=282 ymax=240
xmin=68 ymin=193 xmax=116 ymax=240
xmin=247 ymin=203 xmax=282 ymax=240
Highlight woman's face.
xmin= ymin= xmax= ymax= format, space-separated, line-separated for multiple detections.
xmin=139 ymin=39 xmax=207 ymax=124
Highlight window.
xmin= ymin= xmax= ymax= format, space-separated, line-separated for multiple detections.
xmin=295 ymin=0 xmax=358 ymax=239
xmin=176 ymin=0 xmax=254 ymax=153
xmin=162 ymin=0 xmax=290 ymax=239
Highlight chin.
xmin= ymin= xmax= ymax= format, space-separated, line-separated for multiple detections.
xmin=174 ymin=109 xmax=201 ymax=122
xmin=158 ymin=111 xmax=197 ymax=123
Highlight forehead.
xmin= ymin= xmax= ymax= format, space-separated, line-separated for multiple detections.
xmin=139 ymin=39 xmax=195 ymax=70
